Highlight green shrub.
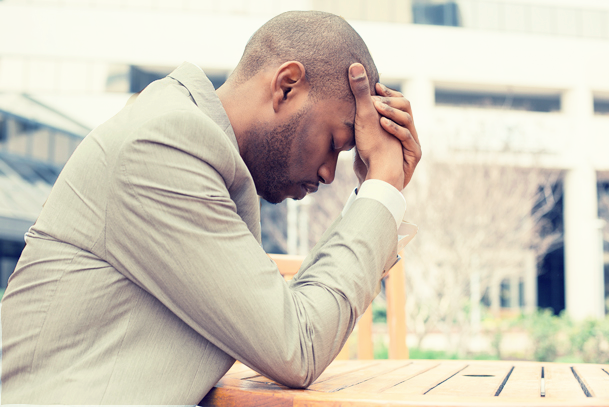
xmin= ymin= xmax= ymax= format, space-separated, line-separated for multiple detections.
xmin=569 ymin=317 xmax=609 ymax=364
xmin=372 ymin=302 xmax=387 ymax=323
xmin=409 ymin=348 xmax=459 ymax=360
xmin=374 ymin=338 xmax=389 ymax=359
xmin=520 ymin=309 xmax=566 ymax=362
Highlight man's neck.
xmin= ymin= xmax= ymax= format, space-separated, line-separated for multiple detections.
xmin=217 ymin=80 xmax=252 ymax=157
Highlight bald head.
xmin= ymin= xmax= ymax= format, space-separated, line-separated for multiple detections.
xmin=231 ymin=11 xmax=379 ymax=102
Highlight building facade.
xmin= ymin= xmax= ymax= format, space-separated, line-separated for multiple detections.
xmin=0 ymin=0 xmax=608 ymax=318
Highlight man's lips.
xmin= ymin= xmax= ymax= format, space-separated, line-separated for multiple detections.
xmin=293 ymin=183 xmax=319 ymax=200
xmin=303 ymin=183 xmax=318 ymax=194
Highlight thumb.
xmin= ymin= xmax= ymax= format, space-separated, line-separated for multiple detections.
xmin=349 ymin=63 xmax=374 ymax=114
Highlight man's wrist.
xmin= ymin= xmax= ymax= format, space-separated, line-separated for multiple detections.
xmin=365 ymin=165 xmax=403 ymax=192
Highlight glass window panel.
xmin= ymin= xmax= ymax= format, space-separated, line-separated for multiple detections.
xmin=594 ymin=99 xmax=609 ymax=116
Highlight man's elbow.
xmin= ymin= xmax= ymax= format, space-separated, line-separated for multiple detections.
xmin=278 ymin=371 xmax=316 ymax=389
xmin=271 ymin=361 xmax=320 ymax=389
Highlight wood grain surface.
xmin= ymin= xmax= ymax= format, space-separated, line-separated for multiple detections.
xmin=200 ymin=360 xmax=609 ymax=406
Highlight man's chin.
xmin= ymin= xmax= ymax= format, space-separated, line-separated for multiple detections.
xmin=259 ymin=185 xmax=303 ymax=204
xmin=259 ymin=189 xmax=287 ymax=205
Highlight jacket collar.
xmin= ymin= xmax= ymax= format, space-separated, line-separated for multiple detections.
xmin=167 ymin=62 xmax=239 ymax=152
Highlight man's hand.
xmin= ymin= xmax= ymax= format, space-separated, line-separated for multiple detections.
xmin=372 ymin=83 xmax=422 ymax=189
xmin=349 ymin=64 xmax=422 ymax=191
xmin=349 ymin=64 xmax=404 ymax=191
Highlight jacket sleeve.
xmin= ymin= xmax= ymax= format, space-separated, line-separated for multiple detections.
xmin=105 ymin=110 xmax=398 ymax=388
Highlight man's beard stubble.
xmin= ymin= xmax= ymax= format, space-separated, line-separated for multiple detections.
xmin=242 ymin=109 xmax=307 ymax=204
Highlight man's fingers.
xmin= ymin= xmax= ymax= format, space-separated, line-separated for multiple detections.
xmin=349 ymin=64 xmax=375 ymax=116
xmin=374 ymin=100 xmax=420 ymax=146
xmin=376 ymin=82 xmax=403 ymax=98
xmin=380 ymin=117 xmax=412 ymax=144
xmin=372 ymin=95 xmax=412 ymax=117
xmin=380 ymin=117 xmax=422 ymax=158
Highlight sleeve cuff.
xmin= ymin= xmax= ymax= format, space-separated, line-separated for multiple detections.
xmin=354 ymin=179 xmax=406 ymax=230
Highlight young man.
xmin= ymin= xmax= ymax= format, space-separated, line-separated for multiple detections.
xmin=1 ymin=11 xmax=421 ymax=404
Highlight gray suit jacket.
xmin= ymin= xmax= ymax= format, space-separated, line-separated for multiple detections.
xmin=1 ymin=62 xmax=397 ymax=404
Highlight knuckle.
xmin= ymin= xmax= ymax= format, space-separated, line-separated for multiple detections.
xmin=405 ymin=113 xmax=413 ymax=126
xmin=353 ymin=80 xmax=370 ymax=95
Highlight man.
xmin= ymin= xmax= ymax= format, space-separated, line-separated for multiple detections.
xmin=1 ymin=11 xmax=421 ymax=404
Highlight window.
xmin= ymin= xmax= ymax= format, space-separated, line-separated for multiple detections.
xmin=436 ymin=89 xmax=561 ymax=112
xmin=594 ymin=99 xmax=609 ymax=116
xmin=413 ymin=1 xmax=461 ymax=27
xmin=0 ymin=115 xmax=6 ymax=142
xmin=129 ymin=66 xmax=167 ymax=93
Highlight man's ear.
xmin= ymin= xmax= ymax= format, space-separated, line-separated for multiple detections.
xmin=271 ymin=61 xmax=309 ymax=113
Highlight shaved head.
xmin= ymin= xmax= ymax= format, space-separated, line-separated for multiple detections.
xmin=231 ymin=10 xmax=379 ymax=102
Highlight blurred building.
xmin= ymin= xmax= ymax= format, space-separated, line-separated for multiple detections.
xmin=0 ymin=0 xmax=608 ymax=319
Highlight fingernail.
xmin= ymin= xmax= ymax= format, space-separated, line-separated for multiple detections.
xmin=380 ymin=83 xmax=388 ymax=92
xmin=350 ymin=64 xmax=365 ymax=79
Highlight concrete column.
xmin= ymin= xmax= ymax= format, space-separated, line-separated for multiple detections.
xmin=563 ymin=86 xmax=605 ymax=320
xmin=401 ymin=76 xmax=434 ymax=190
xmin=401 ymin=77 xmax=434 ymax=138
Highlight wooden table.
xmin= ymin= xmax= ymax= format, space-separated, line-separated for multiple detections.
xmin=200 ymin=359 xmax=609 ymax=406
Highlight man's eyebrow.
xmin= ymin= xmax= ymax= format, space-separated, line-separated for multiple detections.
xmin=343 ymin=121 xmax=356 ymax=149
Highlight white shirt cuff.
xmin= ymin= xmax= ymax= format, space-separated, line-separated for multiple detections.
xmin=341 ymin=179 xmax=405 ymax=230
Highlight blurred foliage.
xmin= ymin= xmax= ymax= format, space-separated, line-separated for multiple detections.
xmin=374 ymin=338 xmax=388 ymax=359
xmin=372 ymin=301 xmax=387 ymax=323
xmin=568 ymin=317 xmax=609 ymax=363
xmin=0 ymin=287 xmax=4 ymax=300
xmin=409 ymin=348 xmax=458 ymax=360
xmin=520 ymin=309 xmax=566 ymax=362
xmin=488 ymin=309 xmax=609 ymax=363
xmin=373 ymin=304 xmax=609 ymax=362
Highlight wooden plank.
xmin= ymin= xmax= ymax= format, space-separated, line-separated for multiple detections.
xmin=426 ymin=362 xmax=513 ymax=397
xmin=312 ymin=360 xmax=382 ymax=386
xmin=346 ymin=360 xmax=438 ymax=393
xmin=223 ymin=361 xmax=257 ymax=379
xmin=357 ymin=305 xmax=374 ymax=359
xmin=308 ymin=360 xmax=408 ymax=393
xmin=245 ymin=361 xmax=377 ymax=385
xmin=383 ymin=361 xmax=468 ymax=395
xmin=498 ymin=364 xmax=541 ymax=398
xmin=385 ymin=253 xmax=408 ymax=359
xmin=544 ymin=364 xmax=587 ymax=399
xmin=572 ymin=364 xmax=609 ymax=398
xmin=293 ymin=392 xmax=609 ymax=407
xmin=207 ymin=361 xmax=609 ymax=406
xmin=269 ymin=253 xmax=304 ymax=281
xmin=201 ymin=383 xmax=295 ymax=407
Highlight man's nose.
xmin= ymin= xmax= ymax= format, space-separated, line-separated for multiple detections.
xmin=318 ymin=154 xmax=338 ymax=185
